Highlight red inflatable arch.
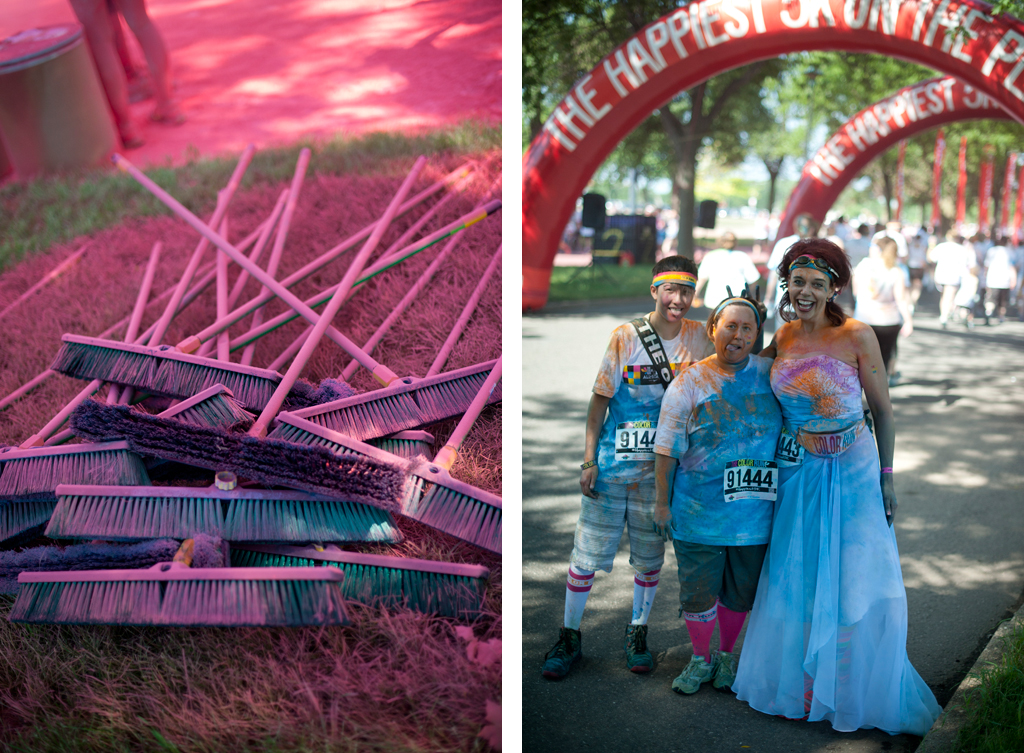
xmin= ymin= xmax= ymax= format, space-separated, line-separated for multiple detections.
xmin=776 ymin=75 xmax=1013 ymax=243
xmin=523 ymin=0 xmax=1024 ymax=310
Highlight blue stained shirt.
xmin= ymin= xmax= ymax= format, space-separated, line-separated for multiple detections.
xmin=593 ymin=317 xmax=714 ymax=484
xmin=654 ymin=355 xmax=783 ymax=545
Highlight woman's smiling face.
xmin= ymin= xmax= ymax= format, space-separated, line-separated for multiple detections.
xmin=786 ymin=266 xmax=833 ymax=321
xmin=714 ymin=305 xmax=758 ymax=365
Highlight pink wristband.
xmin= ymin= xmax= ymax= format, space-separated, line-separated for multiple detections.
xmin=880 ymin=467 xmax=893 ymax=474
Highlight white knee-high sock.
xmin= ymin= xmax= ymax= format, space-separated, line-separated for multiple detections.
xmin=630 ymin=568 xmax=660 ymax=625
xmin=563 ymin=567 xmax=595 ymax=630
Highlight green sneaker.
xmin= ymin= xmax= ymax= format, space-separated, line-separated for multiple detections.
xmin=624 ymin=624 xmax=653 ymax=673
xmin=542 ymin=627 xmax=582 ymax=679
xmin=712 ymin=650 xmax=739 ymax=692
xmin=671 ymin=654 xmax=718 ymax=695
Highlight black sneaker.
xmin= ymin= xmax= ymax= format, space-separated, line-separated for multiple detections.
xmin=624 ymin=624 xmax=653 ymax=673
xmin=542 ymin=627 xmax=582 ymax=679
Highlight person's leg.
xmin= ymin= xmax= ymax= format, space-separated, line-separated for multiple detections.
xmin=69 ymin=0 xmax=143 ymax=146
xmin=710 ymin=543 xmax=768 ymax=693
xmin=671 ymin=540 xmax=723 ymax=694
xmin=542 ymin=480 xmax=626 ymax=679
xmin=622 ymin=479 xmax=665 ymax=672
xmin=114 ymin=0 xmax=182 ymax=122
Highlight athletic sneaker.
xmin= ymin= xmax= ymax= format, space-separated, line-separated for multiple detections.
xmin=712 ymin=650 xmax=739 ymax=692
xmin=671 ymin=653 xmax=718 ymax=695
xmin=624 ymin=624 xmax=653 ymax=673
xmin=542 ymin=627 xmax=582 ymax=679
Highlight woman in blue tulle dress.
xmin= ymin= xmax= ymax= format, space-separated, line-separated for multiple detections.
xmin=732 ymin=239 xmax=941 ymax=736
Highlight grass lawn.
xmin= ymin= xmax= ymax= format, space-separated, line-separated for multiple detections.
xmin=955 ymin=619 xmax=1024 ymax=753
xmin=547 ymin=264 xmax=654 ymax=302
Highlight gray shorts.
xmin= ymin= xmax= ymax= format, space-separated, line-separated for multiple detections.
xmin=673 ymin=539 xmax=768 ymax=613
xmin=569 ymin=478 xmax=665 ymax=574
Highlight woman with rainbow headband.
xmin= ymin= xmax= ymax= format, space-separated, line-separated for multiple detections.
xmin=542 ymin=255 xmax=714 ymax=680
xmin=732 ymin=238 xmax=941 ymax=735
xmin=652 ymin=291 xmax=782 ymax=696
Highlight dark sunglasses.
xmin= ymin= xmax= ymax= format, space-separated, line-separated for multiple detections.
xmin=789 ymin=255 xmax=837 ymax=280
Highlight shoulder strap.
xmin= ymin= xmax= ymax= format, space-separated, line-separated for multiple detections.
xmin=630 ymin=317 xmax=673 ymax=389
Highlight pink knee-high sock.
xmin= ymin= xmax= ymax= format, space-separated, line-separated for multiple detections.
xmin=716 ymin=601 xmax=748 ymax=653
xmin=683 ymin=605 xmax=717 ymax=660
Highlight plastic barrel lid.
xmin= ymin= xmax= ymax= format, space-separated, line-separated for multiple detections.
xmin=0 ymin=25 xmax=83 ymax=74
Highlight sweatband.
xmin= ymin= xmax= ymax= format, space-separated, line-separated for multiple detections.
xmin=652 ymin=271 xmax=696 ymax=288
xmin=711 ymin=297 xmax=762 ymax=329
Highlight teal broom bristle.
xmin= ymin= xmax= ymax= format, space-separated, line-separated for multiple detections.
xmin=0 ymin=442 xmax=150 ymax=501
xmin=303 ymin=391 xmax=422 ymax=442
xmin=1 ymin=500 xmax=57 ymax=544
xmin=369 ymin=431 xmax=434 ymax=460
xmin=162 ymin=387 xmax=254 ymax=431
xmin=46 ymin=484 xmax=403 ymax=544
xmin=10 ymin=564 xmax=349 ymax=626
xmin=50 ymin=335 xmax=282 ymax=412
xmin=415 ymin=370 xmax=502 ymax=426
xmin=230 ymin=544 xmax=490 ymax=620
xmin=403 ymin=483 xmax=501 ymax=554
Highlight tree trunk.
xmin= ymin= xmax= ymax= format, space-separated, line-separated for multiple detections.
xmin=660 ymin=88 xmax=706 ymax=259
xmin=881 ymin=170 xmax=894 ymax=223
xmin=764 ymin=157 xmax=783 ymax=215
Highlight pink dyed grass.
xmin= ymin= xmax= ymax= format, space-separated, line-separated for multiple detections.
xmin=0 ymin=150 xmax=501 ymax=751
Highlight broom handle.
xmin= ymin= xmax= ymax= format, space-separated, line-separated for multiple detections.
xmin=426 ymin=245 xmax=501 ymax=377
xmin=28 ymin=241 xmax=164 ymax=444
xmin=432 ymin=355 xmax=502 ymax=470
xmin=114 ymin=153 xmax=407 ymax=384
xmin=216 ymin=216 xmax=231 ymax=362
xmin=227 ymin=200 xmax=501 ymax=355
xmin=176 ymin=163 xmax=474 ymax=352
xmin=109 ymin=240 xmax=163 ymax=405
xmin=340 ymin=230 xmax=464 ymax=381
xmin=248 ymin=156 xmax=426 ymax=438
xmin=197 ymin=190 xmax=288 ymax=358
xmin=0 ymin=243 xmax=91 ymax=323
xmin=0 ymin=217 xmax=269 ymax=413
xmin=240 ymin=149 xmax=311 ymax=366
xmin=146 ymin=145 xmax=256 ymax=347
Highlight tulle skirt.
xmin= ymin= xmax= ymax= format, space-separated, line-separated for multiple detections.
xmin=732 ymin=435 xmax=941 ymax=736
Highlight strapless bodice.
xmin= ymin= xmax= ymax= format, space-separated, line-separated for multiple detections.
xmin=770 ymin=354 xmax=863 ymax=434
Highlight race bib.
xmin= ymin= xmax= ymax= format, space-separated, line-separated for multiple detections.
xmin=615 ymin=421 xmax=657 ymax=461
xmin=723 ymin=459 xmax=778 ymax=502
xmin=774 ymin=427 xmax=804 ymax=467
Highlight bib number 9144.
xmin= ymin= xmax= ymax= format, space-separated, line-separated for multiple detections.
xmin=615 ymin=421 xmax=656 ymax=461
xmin=724 ymin=459 xmax=778 ymax=502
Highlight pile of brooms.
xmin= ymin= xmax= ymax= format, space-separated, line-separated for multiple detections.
xmin=0 ymin=147 xmax=502 ymax=629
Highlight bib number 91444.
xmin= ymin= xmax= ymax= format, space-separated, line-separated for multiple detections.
xmin=724 ymin=459 xmax=778 ymax=502
xmin=615 ymin=421 xmax=656 ymax=461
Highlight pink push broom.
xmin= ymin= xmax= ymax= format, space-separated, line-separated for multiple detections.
xmin=10 ymin=539 xmax=350 ymax=627
xmin=229 ymin=543 xmax=490 ymax=620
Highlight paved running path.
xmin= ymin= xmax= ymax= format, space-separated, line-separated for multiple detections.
xmin=523 ymin=290 xmax=1024 ymax=752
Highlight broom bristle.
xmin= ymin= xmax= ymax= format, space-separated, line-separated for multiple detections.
xmin=47 ymin=485 xmax=403 ymax=544
xmin=51 ymin=335 xmax=284 ymax=411
xmin=11 ymin=564 xmax=349 ymax=626
xmin=403 ymin=481 xmax=501 ymax=554
xmin=287 ymin=360 xmax=501 ymax=441
xmin=0 ymin=442 xmax=150 ymax=500
xmin=370 ymin=431 xmax=434 ymax=460
xmin=160 ymin=385 xmax=255 ymax=431
xmin=1 ymin=500 xmax=56 ymax=544
xmin=229 ymin=544 xmax=489 ymax=619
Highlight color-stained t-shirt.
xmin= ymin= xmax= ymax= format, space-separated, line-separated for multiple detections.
xmin=593 ymin=317 xmax=714 ymax=484
xmin=654 ymin=355 xmax=782 ymax=546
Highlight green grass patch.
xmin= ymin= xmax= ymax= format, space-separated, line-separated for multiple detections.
xmin=0 ymin=121 xmax=498 ymax=272
xmin=954 ymin=619 xmax=1024 ymax=753
xmin=547 ymin=264 xmax=656 ymax=302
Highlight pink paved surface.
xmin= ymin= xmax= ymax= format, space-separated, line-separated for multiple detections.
xmin=0 ymin=0 xmax=500 ymax=168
